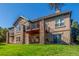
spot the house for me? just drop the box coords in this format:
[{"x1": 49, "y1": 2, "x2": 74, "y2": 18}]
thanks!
[{"x1": 6, "y1": 8, "x2": 72, "y2": 44}]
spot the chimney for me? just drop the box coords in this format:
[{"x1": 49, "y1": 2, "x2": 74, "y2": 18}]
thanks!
[
  {"x1": 55, "y1": 4, "x2": 61, "y2": 14},
  {"x1": 55, "y1": 7, "x2": 61, "y2": 14}
]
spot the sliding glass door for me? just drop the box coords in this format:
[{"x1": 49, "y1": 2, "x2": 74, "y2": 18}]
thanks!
[{"x1": 53, "y1": 34, "x2": 61, "y2": 44}]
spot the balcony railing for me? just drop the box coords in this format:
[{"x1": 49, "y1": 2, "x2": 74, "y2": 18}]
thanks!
[
  {"x1": 31, "y1": 23, "x2": 39, "y2": 29},
  {"x1": 25, "y1": 23, "x2": 40, "y2": 31}
]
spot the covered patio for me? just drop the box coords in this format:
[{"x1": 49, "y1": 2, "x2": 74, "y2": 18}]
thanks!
[{"x1": 26, "y1": 28, "x2": 40, "y2": 44}]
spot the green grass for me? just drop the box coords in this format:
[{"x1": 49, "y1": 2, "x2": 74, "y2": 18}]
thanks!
[{"x1": 0, "y1": 44, "x2": 79, "y2": 56}]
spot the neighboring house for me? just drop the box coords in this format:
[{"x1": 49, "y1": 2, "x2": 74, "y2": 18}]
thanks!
[{"x1": 6, "y1": 10, "x2": 72, "y2": 44}]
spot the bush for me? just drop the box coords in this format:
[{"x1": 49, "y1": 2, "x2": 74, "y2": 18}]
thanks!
[{"x1": 77, "y1": 35, "x2": 79, "y2": 41}]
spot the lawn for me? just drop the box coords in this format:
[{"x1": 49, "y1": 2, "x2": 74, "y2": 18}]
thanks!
[{"x1": 0, "y1": 44, "x2": 79, "y2": 56}]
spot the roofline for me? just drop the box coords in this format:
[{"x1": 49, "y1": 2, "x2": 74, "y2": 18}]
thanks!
[
  {"x1": 13, "y1": 16, "x2": 30, "y2": 26},
  {"x1": 31, "y1": 10, "x2": 72, "y2": 22},
  {"x1": 8, "y1": 27, "x2": 14, "y2": 30},
  {"x1": 12, "y1": 10, "x2": 72, "y2": 26},
  {"x1": 44, "y1": 11, "x2": 72, "y2": 19}
]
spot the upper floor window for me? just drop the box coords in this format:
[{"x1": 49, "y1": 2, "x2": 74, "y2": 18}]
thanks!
[
  {"x1": 16, "y1": 24, "x2": 21, "y2": 31},
  {"x1": 25, "y1": 23, "x2": 30, "y2": 30},
  {"x1": 25, "y1": 25, "x2": 30, "y2": 30},
  {"x1": 32, "y1": 23, "x2": 39, "y2": 29},
  {"x1": 32, "y1": 23, "x2": 37, "y2": 29},
  {"x1": 55, "y1": 16, "x2": 65, "y2": 28}
]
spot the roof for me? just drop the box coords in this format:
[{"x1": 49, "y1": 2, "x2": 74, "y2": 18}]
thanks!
[
  {"x1": 13, "y1": 16, "x2": 30, "y2": 26},
  {"x1": 31, "y1": 11, "x2": 72, "y2": 22},
  {"x1": 8, "y1": 27, "x2": 14, "y2": 30},
  {"x1": 13, "y1": 10, "x2": 71, "y2": 25}
]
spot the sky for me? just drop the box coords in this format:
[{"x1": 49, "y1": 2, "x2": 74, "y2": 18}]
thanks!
[{"x1": 0, "y1": 3, "x2": 79, "y2": 28}]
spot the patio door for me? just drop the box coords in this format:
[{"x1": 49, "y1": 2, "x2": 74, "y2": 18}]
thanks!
[{"x1": 53, "y1": 34, "x2": 61, "y2": 44}]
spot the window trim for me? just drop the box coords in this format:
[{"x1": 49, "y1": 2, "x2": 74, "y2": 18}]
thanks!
[
  {"x1": 55, "y1": 16, "x2": 65, "y2": 28},
  {"x1": 16, "y1": 36, "x2": 20, "y2": 42},
  {"x1": 16, "y1": 24, "x2": 21, "y2": 32}
]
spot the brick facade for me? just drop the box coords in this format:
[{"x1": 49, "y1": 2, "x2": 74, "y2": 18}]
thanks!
[
  {"x1": 40, "y1": 19, "x2": 45, "y2": 44},
  {"x1": 6, "y1": 11, "x2": 72, "y2": 44}
]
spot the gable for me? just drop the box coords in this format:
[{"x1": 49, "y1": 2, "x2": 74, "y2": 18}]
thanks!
[{"x1": 13, "y1": 16, "x2": 29, "y2": 26}]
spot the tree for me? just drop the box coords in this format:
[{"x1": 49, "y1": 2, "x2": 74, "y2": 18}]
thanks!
[
  {"x1": 72, "y1": 21, "x2": 79, "y2": 29},
  {"x1": 49, "y1": 3, "x2": 64, "y2": 13},
  {"x1": 49, "y1": 3, "x2": 64, "y2": 10},
  {"x1": 71, "y1": 21, "x2": 79, "y2": 42},
  {"x1": 0, "y1": 27, "x2": 8, "y2": 42}
]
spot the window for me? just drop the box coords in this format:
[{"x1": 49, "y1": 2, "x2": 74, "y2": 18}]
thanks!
[
  {"x1": 32, "y1": 23, "x2": 36, "y2": 29},
  {"x1": 16, "y1": 24, "x2": 21, "y2": 31},
  {"x1": 16, "y1": 37, "x2": 20, "y2": 41},
  {"x1": 9, "y1": 29, "x2": 14, "y2": 35},
  {"x1": 55, "y1": 16, "x2": 65, "y2": 28},
  {"x1": 32, "y1": 23, "x2": 37, "y2": 29},
  {"x1": 53, "y1": 34, "x2": 61, "y2": 44},
  {"x1": 25, "y1": 25, "x2": 30, "y2": 30}
]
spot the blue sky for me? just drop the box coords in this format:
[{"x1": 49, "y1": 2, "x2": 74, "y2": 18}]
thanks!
[{"x1": 0, "y1": 3, "x2": 79, "y2": 28}]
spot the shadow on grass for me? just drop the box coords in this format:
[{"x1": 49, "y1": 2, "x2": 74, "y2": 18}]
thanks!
[
  {"x1": 0, "y1": 43, "x2": 6, "y2": 46},
  {"x1": 0, "y1": 43, "x2": 6, "y2": 49}
]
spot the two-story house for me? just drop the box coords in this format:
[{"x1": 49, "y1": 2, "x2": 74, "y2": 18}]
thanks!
[{"x1": 6, "y1": 10, "x2": 72, "y2": 44}]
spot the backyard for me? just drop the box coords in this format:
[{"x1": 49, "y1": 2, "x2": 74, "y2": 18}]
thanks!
[{"x1": 0, "y1": 44, "x2": 79, "y2": 56}]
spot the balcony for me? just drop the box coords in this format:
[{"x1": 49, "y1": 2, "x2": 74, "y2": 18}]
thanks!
[
  {"x1": 9, "y1": 28, "x2": 14, "y2": 36},
  {"x1": 26, "y1": 22, "x2": 40, "y2": 33}
]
